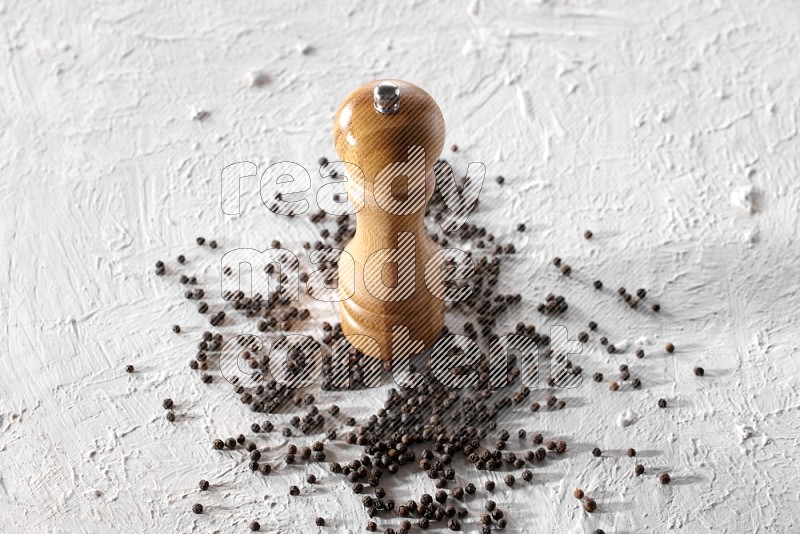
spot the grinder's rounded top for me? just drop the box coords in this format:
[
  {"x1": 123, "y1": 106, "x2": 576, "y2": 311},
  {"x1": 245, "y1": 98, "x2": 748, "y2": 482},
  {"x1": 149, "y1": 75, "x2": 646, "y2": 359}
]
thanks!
[{"x1": 333, "y1": 79, "x2": 446, "y2": 183}]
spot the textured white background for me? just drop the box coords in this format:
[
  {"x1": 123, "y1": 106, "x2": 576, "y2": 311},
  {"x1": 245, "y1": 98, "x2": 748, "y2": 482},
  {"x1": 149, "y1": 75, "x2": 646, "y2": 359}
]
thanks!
[{"x1": 1, "y1": 0, "x2": 800, "y2": 532}]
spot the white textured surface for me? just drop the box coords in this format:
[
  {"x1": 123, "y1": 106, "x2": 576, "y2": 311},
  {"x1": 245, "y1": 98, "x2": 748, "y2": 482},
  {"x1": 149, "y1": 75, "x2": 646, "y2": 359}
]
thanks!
[{"x1": 2, "y1": 0, "x2": 800, "y2": 533}]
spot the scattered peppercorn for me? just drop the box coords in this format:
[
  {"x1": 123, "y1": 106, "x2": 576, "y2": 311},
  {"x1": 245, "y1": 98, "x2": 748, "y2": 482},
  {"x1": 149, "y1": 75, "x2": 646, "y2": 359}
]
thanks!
[
  {"x1": 289, "y1": 485, "x2": 300, "y2": 496},
  {"x1": 162, "y1": 398, "x2": 174, "y2": 409},
  {"x1": 592, "y1": 447, "x2": 602, "y2": 457},
  {"x1": 658, "y1": 398, "x2": 667, "y2": 408},
  {"x1": 609, "y1": 381, "x2": 619, "y2": 391},
  {"x1": 694, "y1": 366, "x2": 705, "y2": 376},
  {"x1": 249, "y1": 521, "x2": 260, "y2": 531},
  {"x1": 484, "y1": 480, "x2": 495, "y2": 491},
  {"x1": 651, "y1": 303, "x2": 661, "y2": 312},
  {"x1": 627, "y1": 448, "x2": 636, "y2": 457},
  {"x1": 192, "y1": 503, "x2": 203, "y2": 514},
  {"x1": 199, "y1": 479, "x2": 209, "y2": 490},
  {"x1": 634, "y1": 464, "x2": 645, "y2": 476},
  {"x1": 165, "y1": 411, "x2": 175, "y2": 422},
  {"x1": 583, "y1": 230, "x2": 593, "y2": 240},
  {"x1": 125, "y1": 365, "x2": 134, "y2": 373},
  {"x1": 316, "y1": 517, "x2": 325, "y2": 526},
  {"x1": 665, "y1": 342, "x2": 675, "y2": 353},
  {"x1": 573, "y1": 488, "x2": 584, "y2": 499},
  {"x1": 583, "y1": 498, "x2": 597, "y2": 513},
  {"x1": 196, "y1": 237, "x2": 205, "y2": 245},
  {"x1": 658, "y1": 472, "x2": 671, "y2": 484}
]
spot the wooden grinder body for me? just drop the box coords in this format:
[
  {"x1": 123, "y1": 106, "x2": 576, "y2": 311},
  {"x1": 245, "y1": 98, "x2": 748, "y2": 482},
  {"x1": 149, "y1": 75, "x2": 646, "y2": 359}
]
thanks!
[{"x1": 333, "y1": 80, "x2": 446, "y2": 360}]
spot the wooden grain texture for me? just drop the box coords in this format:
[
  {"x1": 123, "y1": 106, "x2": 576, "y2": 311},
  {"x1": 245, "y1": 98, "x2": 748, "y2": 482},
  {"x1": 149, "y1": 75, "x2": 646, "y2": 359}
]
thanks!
[{"x1": 333, "y1": 80, "x2": 446, "y2": 360}]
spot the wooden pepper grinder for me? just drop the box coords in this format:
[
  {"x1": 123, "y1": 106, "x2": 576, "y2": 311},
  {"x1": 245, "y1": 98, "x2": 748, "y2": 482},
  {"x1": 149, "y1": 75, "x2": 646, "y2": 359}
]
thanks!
[{"x1": 333, "y1": 80, "x2": 446, "y2": 361}]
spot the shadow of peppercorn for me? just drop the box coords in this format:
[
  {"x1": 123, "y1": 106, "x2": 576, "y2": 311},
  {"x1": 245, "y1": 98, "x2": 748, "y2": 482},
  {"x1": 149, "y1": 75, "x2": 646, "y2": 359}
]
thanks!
[{"x1": 670, "y1": 473, "x2": 705, "y2": 486}]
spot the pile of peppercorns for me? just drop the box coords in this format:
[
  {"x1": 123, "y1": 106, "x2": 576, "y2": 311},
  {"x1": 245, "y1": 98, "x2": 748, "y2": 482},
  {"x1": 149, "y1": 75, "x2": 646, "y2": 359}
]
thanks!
[{"x1": 143, "y1": 158, "x2": 695, "y2": 532}]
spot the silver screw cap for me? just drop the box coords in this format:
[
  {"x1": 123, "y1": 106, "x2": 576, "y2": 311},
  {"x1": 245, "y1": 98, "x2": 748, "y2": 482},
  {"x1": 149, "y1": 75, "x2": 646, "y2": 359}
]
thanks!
[{"x1": 374, "y1": 81, "x2": 400, "y2": 114}]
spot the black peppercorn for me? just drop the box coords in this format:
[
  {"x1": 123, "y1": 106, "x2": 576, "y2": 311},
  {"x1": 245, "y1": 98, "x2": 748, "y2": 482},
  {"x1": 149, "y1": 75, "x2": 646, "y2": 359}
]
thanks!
[
  {"x1": 447, "y1": 518, "x2": 461, "y2": 531},
  {"x1": 162, "y1": 398, "x2": 174, "y2": 409},
  {"x1": 521, "y1": 469, "x2": 533, "y2": 481},
  {"x1": 652, "y1": 303, "x2": 661, "y2": 312},
  {"x1": 583, "y1": 498, "x2": 597, "y2": 512},
  {"x1": 315, "y1": 517, "x2": 325, "y2": 526},
  {"x1": 196, "y1": 237, "x2": 205, "y2": 245},
  {"x1": 172, "y1": 324, "x2": 180, "y2": 333},
  {"x1": 573, "y1": 488, "x2": 584, "y2": 499},
  {"x1": 484, "y1": 480, "x2": 495, "y2": 491},
  {"x1": 665, "y1": 342, "x2": 675, "y2": 353},
  {"x1": 504, "y1": 474, "x2": 515, "y2": 486},
  {"x1": 249, "y1": 521, "x2": 260, "y2": 531},
  {"x1": 289, "y1": 485, "x2": 300, "y2": 496},
  {"x1": 593, "y1": 372, "x2": 603, "y2": 382},
  {"x1": 659, "y1": 472, "x2": 671, "y2": 484},
  {"x1": 634, "y1": 464, "x2": 645, "y2": 476},
  {"x1": 694, "y1": 366, "x2": 705, "y2": 376},
  {"x1": 192, "y1": 503, "x2": 203, "y2": 514},
  {"x1": 125, "y1": 365, "x2": 134, "y2": 373},
  {"x1": 627, "y1": 448, "x2": 636, "y2": 457},
  {"x1": 165, "y1": 411, "x2": 175, "y2": 422},
  {"x1": 199, "y1": 479, "x2": 209, "y2": 491},
  {"x1": 592, "y1": 447, "x2": 601, "y2": 457},
  {"x1": 658, "y1": 398, "x2": 667, "y2": 408},
  {"x1": 636, "y1": 348, "x2": 645, "y2": 358},
  {"x1": 584, "y1": 230, "x2": 593, "y2": 239},
  {"x1": 593, "y1": 280, "x2": 603, "y2": 290}
]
